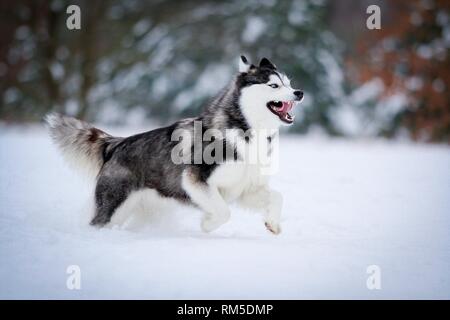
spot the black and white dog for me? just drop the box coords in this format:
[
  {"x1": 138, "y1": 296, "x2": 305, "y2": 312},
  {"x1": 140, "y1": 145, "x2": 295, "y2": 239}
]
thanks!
[{"x1": 46, "y1": 56, "x2": 303, "y2": 234}]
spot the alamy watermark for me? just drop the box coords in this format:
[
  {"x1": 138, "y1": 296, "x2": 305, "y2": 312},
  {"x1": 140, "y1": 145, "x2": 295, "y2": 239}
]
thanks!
[
  {"x1": 366, "y1": 5, "x2": 381, "y2": 30},
  {"x1": 66, "y1": 265, "x2": 81, "y2": 290},
  {"x1": 170, "y1": 121, "x2": 280, "y2": 175},
  {"x1": 366, "y1": 265, "x2": 381, "y2": 290},
  {"x1": 66, "y1": 5, "x2": 81, "y2": 30}
]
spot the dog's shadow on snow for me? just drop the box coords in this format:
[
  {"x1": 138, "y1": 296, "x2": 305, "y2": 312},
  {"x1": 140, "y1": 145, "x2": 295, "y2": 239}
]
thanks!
[
  {"x1": 99, "y1": 211, "x2": 279, "y2": 242},
  {"x1": 54, "y1": 200, "x2": 282, "y2": 242}
]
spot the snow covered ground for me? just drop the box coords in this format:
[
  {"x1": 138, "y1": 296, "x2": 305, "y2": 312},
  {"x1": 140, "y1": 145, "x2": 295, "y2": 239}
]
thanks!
[{"x1": 0, "y1": 125, "x2": 449, "y2": 299}]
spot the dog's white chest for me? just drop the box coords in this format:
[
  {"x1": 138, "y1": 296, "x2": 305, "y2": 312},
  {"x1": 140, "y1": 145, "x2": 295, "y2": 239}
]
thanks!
[
  {"x1": 206, "y1": 133, "x2": 275, "y2": 202},
  {"x1": 208, "y1": 161, "x2": 269, "y2": 202}
]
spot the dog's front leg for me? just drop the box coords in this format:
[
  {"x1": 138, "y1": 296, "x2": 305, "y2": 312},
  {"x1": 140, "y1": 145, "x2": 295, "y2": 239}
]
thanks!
[
  {"x1": 239, "y1": 186, "x2": 283, "y2": 234},
  {"x1": 182, "y1": 172, "x2": 230, "y2": 233},
  {"x1": 193, "y1": 186, "x2": 231, "y2": 233}
]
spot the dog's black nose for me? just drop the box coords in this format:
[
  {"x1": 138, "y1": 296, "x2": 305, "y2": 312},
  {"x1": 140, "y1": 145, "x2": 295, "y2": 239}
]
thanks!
[{"x1": 294, "y1": 90, "x2": 304, "y2": 99}]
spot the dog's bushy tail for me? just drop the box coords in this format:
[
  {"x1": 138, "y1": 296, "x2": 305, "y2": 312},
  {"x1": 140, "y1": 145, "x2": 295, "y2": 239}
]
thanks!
[{"x1": 45, "y1": 113, "x2": 121, "y2": 178}]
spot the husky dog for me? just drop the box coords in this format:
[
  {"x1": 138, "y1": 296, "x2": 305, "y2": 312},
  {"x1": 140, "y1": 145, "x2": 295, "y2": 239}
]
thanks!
[{"x1": 46, "y1": 56, "x2": 303, "y2": 234}]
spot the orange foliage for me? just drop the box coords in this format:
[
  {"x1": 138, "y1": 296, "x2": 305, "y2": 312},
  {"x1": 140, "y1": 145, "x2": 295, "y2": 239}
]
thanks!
[{"x1": 349, "y1": 0, "x2": 450, "y2": 142}]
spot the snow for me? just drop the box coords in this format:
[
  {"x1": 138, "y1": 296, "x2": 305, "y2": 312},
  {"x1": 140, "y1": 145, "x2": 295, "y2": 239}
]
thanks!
[
  {"x1": 174, "y1": 64, "x2": 232, "y2": 111},
  {"x1": 331, "y1": 78, "x2": 408, "y2": 138},
  {"x1": 242, "y1": 16, "x2": 267, "y2": 44},
  {"x1": 0, "y1": 126, "x2": 449, "y2": 299}
]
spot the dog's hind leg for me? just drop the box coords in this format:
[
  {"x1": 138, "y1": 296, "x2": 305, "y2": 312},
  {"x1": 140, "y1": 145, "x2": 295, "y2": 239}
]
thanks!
[
  {"x1": 182, "y1": 169, "x2": 230, "y2": 233},
  {"x1": 90, "y1": 175, "x2": 133, "y2": 227}
]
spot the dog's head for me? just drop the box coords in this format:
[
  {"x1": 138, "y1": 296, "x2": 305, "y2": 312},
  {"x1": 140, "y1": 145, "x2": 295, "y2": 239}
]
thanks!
[{"x1": 237, "y1": 56, "x2": 303, "y2": 128}]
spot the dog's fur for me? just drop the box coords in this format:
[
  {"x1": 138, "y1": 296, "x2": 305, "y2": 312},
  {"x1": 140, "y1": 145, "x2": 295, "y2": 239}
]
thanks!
[{"x1": 46, "y1": 56, "x2": 303, "y2": 234}]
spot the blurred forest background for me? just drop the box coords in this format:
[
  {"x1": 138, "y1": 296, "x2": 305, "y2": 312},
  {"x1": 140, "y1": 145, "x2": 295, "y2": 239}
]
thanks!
[{"x1": 0, "y1": 0, "x2": 449, "y2": 142}]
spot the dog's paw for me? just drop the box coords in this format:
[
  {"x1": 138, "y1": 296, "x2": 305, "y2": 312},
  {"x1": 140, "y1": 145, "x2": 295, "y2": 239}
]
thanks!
[
  {"x1": 201, "y1": 215, "x2": 229, "y2": 233},
  {"x1": 265, "y1": 221, "x2": 281, "y2": 235}
]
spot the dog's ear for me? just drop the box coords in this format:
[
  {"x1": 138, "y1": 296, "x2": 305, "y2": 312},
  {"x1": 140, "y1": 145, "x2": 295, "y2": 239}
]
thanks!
[
  {"x1": 259, "y1": 57, "x2": 276, "y2": 70},
  {"x1": 239, "y1": 55, "x2": 256, "y2": 73}
]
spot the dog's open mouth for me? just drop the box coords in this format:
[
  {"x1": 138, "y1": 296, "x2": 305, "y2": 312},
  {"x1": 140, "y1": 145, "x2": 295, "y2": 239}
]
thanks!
[{"x1": 266, "y1": 101, "x2": 296, "y2": 124}]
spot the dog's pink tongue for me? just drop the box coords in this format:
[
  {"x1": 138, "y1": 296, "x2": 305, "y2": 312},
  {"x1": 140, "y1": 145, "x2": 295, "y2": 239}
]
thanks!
[{"x1": 280, "y1": 101, "x2": 293, "y2": 115}]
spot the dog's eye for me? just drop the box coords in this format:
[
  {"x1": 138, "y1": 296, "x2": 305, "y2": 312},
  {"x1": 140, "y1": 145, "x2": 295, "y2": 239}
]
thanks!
[{"x1": 269, "y1": 84, "x2": 279, "y2": 89}]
